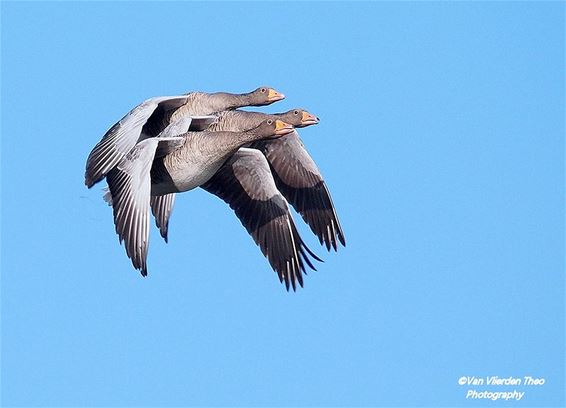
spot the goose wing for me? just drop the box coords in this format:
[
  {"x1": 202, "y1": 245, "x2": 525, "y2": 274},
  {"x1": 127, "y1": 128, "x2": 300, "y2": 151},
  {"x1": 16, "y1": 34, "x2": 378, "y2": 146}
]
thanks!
[
  {"x1": 188, "y1": 115, "x2": 218, "y2": 131},
  {"x1": 201, "y1": 148, "x2": 322, "y2": 291},
  {"x1": 106, "y1": 136, "x2": 183, "y2": 276},
  {"x1": 85, "y1": 95, "x2": 189, "y2": 188},
  {"x1": 150, "y1": 193, "x2": 176, "y2": 243},
  {"x1": 148, "y1": 116, "x2": 216, "y2": 243},
  {"x1": 252, "y1": 130, "x2": 346, "y2": 251}
]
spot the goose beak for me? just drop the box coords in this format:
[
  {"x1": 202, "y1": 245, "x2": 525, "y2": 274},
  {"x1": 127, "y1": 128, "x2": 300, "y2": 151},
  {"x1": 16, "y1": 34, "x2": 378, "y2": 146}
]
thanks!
[
  {"x1": 300, "y1": 111, "x2": 320, "y2": 127},
  {"x1": 275, "y1": 120, "x2": 294, "y2": 136},
  {"x1": 268, "y1": 88, "x2": 285, "y2": 102}
]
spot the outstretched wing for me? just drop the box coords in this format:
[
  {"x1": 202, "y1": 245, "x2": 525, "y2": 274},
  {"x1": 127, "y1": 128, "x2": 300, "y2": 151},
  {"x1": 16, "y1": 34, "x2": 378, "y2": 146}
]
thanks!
[
  {"x1": 106, "y1": 137, "x2": 183, "y2": 276},
  {"x1": 201, "y1": 148, "x2": 322, "y2": 291},
  {"x1": 85, "y1": 95, "x2": 189, "y2": 188},
  {"x1": 251, "y1": 130, "x2": 346, "y2": 251}
]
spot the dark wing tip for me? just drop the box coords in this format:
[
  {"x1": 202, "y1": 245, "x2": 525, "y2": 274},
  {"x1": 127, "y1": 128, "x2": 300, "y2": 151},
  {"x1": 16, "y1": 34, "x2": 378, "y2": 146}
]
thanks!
[
  {"x1": 85, "y1": 167, "x2": 107, "y2": 188},
  {"x1": 158, "y1": 224, "x2": 169, "y2": 243},
  {"x1": 331, "y1": 237, "x2": 338, "y2": 251},
  {"x1": 85, "y1": 175, "x2": 96, "y2": 189},
  {"x1": 302, "y1": 241, "x2": 324, "y2": 263},
  {"x1": 339, "y1": 232, "x2": 346, "y2": 247},
  {"x1": 150, "y1": 194, "x2": 175, "y2": 244}
]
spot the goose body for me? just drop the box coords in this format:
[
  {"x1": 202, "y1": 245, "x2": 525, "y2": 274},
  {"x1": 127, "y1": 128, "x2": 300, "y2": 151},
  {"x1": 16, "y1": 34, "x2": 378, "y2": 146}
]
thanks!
[
  {"x1": 104, "y1": 120, "x2": 294, "y2": 276},
  {"x1": 85, "y1": 87, "x2": 284, "y2": 188},
  {"x1": 151, "y1": 108, "x2": 346, "y2": 252},
  {"x1": 150, "y1": 130, "x2": 263, "y2": 195}
]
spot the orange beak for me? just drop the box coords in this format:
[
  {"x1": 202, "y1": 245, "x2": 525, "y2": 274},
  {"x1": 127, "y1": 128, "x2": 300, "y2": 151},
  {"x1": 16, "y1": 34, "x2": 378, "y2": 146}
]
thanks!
[
  {"x1": 274, "y1": 120, "x2": 294, "y2": 136},
  {"x1": 267, "y1": 88, "x2": 285, "y2": 103},
  {"x1": 300, "y1": 111, "x2": 320, "y2": 127}
]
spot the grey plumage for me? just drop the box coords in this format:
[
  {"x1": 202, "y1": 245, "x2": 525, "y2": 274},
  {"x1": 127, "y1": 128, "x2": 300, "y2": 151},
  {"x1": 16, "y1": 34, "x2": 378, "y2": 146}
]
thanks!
[
  {"x1": 85, "y1": 87, "x2": 283, "y2": 188},
  {"x1": 251, "y1": 131, "x2": 346, "y2": 250},
  {"x1": 85, "y1": 95, "x2": 189, "y2": 188},
  {"x1": 150, "y1": 194, "x2": 175, "y2": 243},
  {"x1": 201, "y1": 148, "x2": 322, "y2": 291},
  {"x1": 152, "y1": 109, "x2": 346, "y2": 251},
  {"x1": 106, "y1": 136, "x2": 184, "y2": 275},
  {"x1": 104, "y1": 120, "x2": 294, "y2": 277},
  {"x1": 86, "y1": 87, "x2": 343, "y2": 291}
]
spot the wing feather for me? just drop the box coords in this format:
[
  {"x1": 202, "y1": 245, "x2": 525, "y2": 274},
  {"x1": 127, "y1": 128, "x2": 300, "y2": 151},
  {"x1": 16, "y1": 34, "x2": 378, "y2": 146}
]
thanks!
[
  {"x1": 201, "y1": 148, "x2": 321, "y2": 290},
  {"x1": 150, "y1": 194, "x2": 176, "y2": 243},
  {"x1": 85, "y1": 95, "x2": 188, "y2": 187},
  {"x1": 105, "y1": 138, "x2": 168, "y2": 276},
  {"x1": 251, "y1": 130, "x2": 346, "y2": 250}
]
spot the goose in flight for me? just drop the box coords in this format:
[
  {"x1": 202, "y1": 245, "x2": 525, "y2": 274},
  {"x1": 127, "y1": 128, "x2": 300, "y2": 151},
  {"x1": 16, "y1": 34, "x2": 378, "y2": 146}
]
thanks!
[
  {"x1": 85, "y1": 87, "x2": 285, "y2": 187},
  {"x1": 151, "y1": 109, "x2": 346, "y2": 253},
  {"x1": 104, "y1": 119, "x2": 295, "y2": 277}
]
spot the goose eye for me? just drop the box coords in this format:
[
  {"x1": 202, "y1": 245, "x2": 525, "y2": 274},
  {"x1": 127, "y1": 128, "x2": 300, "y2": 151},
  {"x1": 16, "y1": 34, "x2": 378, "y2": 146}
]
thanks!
[
  {"x1": 267, "y1": 119, "x2": 273, "y2": 125},
  {"x1": 294, "y1": 110, "x2": 299, "y2": 115},
  {"x1": 260, "y1": 88, "x2": 266, "y2": 93}
]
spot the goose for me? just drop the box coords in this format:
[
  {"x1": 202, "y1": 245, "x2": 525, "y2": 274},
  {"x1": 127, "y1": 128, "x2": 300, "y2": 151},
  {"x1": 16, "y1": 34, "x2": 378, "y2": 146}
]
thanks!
[
  {"x1": 151, "y1": 109, "x2": 346, "y2": 252},
  {"x1": 104, "y1": 119, "x2": 295, "y2": 278},
  {"x1": 85, "y1": 87, "x2": 285, "y2": 187}
]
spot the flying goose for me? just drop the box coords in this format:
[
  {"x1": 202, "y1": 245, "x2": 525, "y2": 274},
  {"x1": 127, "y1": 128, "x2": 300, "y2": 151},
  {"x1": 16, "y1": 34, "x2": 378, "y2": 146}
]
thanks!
[
  {"x1": 104, "y1": 119, "x2": 295, "y2": 277},
  {"x1": 85, "y1": 87, "x2": 285, "y2": 187},
  {"x1": 151, "y1": 109, "x2": 346, "y2": 252}
]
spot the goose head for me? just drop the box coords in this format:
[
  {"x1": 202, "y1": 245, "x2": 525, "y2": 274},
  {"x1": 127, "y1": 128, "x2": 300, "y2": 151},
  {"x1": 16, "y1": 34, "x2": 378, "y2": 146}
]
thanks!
[
  {"x1": 277, "y1": 109, "x2": 320, "y2": 128},
  {"x1": 253, "y1": 119, "x2": 294, "y2": 138},
  {"x1": 247, "y1": 86, "x2": 285, "y2": 106}
]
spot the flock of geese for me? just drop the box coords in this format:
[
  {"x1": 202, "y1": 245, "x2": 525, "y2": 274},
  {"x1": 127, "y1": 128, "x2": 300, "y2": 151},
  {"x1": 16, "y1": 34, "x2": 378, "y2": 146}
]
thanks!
[{"x1": 85, "y1": 86, "x2": 345, "y2": 290}]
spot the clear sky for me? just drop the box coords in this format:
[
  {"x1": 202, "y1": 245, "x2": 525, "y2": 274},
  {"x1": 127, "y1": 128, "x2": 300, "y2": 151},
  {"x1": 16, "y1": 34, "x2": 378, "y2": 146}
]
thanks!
[{"x1": 1, "y1": 2, "x2": 564, "y2": 407}]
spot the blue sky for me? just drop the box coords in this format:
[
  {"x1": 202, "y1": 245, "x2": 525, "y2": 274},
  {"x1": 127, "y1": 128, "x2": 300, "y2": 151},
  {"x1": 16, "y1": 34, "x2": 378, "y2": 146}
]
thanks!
[{"x1": 1, "y1": 2, "x2": 564, "y2": 407}]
